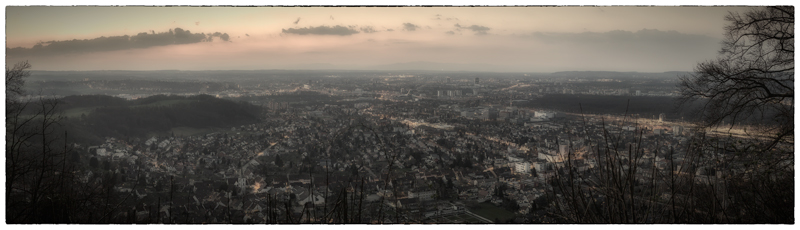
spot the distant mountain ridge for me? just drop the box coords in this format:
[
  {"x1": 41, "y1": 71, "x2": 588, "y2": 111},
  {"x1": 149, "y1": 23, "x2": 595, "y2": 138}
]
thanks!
[{"x1": 28, "y1": 64, "x2": 692, "y2": 74}]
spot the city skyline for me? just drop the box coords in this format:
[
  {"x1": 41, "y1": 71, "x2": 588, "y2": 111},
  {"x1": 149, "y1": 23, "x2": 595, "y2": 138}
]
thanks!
[{"x1": 7, "y1": 5, "x2": 753, "y2": 72}]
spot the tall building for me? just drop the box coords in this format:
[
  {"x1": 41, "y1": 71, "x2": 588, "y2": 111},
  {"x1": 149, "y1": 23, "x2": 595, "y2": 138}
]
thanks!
[
  {"x1": 446, "y1": 77, "x2": 451, "y2": 83},
  {"x1": 673, "y1": 125, "x2": 683, "y2": 136},
  {"x1": 659, "y1": 113, "x2": 666, "y2": 122},
  {"x1": 475, "y1": 77, "x2": 480, "y2": 85}
]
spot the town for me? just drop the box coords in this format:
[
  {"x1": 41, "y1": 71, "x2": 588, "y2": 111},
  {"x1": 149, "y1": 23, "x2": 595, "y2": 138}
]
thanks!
[{"x1": 53, "y1": 70, "x2": 740, "y2": 223}]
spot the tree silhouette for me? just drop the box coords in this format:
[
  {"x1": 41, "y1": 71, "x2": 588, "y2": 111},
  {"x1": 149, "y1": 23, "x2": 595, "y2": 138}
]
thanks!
[
  {"x1": 678, "y1": 6, "x2": 794, "y2": 148},
  {"x1": 275, "y1": 154, "x2": 284, "y2": 167},
  {"x1": 547, "y1": 7, "x2": 794, "y2": 223},
  {"x1": 90, "y1": 157, "x2": 99, "y2": 169}
]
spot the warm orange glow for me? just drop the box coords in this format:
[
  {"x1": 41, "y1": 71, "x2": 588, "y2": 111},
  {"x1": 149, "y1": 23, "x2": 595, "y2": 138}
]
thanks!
[{"x1": 6, "y1": 6, "x2": 754, "y2": 72}]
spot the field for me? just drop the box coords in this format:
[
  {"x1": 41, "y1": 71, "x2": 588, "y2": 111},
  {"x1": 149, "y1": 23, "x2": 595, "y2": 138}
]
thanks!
[
  {"x1": 426, "y1": 212, "x2": 491, "y2": 223},
  {"x1": 131, "y1": 99, "x2": 191, "y2": 108},
  {"x1": 62, "y1": 106, "x2": 99, "y2": 118},
  {"x1": 468, "y1": 202, "x2": 516, "y2": 223},
  {"x1": 171, "y1": 126, "x2": 216, "y2": 136}
]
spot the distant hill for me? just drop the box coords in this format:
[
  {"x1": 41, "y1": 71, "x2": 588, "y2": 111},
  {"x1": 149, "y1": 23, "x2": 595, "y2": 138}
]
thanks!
[
  {"x1": 550, "y1": 71, "x2": 691, "y2": 79},
  {"x1": 368, "y1": 61, "x2": 519, "y2": 72}
]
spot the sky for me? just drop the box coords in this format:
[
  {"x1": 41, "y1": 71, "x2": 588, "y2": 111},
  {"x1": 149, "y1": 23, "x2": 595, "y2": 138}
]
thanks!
[{"x1": 5, "y1": 5, "x2": 761, "y2": 72}]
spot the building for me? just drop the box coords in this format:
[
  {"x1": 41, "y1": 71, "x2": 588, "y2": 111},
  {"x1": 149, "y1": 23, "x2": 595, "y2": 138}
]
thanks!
[
  {"x1": 515, "y1": 162, "x2": 531, "y2": 174},
  {"x1": 534, "y1": 111, "x2": 555, "y2": 119},
  {"x1": 672, "y1": 125, "x2": 683, "y2": 136},
  {"x1": 408, "y1": 189, "x2": 435, "y2": 201},
  {"x1": 659, "y1": 113, "x2": 666, "y2": 122},
  {"x1": 559, "y1": 144, "x2": 569, "y2": 156},
  {"x1": 475, "y1": 77, "x2": 480, "y2": 85}
]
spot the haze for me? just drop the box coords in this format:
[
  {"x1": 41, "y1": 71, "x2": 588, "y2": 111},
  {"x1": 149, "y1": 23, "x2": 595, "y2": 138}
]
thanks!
[{"x1": 6, "y1": 6, "x2": 753, "y2": 72}]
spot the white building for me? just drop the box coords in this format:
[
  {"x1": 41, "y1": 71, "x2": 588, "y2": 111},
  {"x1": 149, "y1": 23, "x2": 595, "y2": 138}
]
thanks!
[
  {"x1": 534, "y1": 111, "x2": 555, "y2": 119},
  {"x1": 515, "y1": 162, "x2": 531, "y2": 174}
]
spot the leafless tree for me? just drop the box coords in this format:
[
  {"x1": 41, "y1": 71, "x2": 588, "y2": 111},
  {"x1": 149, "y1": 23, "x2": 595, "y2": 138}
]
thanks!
[
  {"x1": 6, "y1": 61, "x2": 125, "y2": 223},
  {"x1": 6, "y1": 61, "x2": 72, "y2": 222},
  {"x1": 547, "y1": 7, "x2": 794, "y2": 224},
  {"x1": 678, "y1": 6, "x2": 793, "y2": 148},
  {"x1": 6, "y1": 61, "x2": 30, "y2": 106}
]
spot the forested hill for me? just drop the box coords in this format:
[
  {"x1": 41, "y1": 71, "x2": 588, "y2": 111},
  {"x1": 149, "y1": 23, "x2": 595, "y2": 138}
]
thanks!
[{"x1": 60, "y1": 94, "x2": 261, "y2": 145}]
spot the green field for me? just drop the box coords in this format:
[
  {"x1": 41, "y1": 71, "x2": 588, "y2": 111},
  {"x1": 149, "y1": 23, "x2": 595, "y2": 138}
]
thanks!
[
  {"x1": 468, "y1": 202, "x2": 516, "y2": 223},
  {"x1": 169, "y1": 126, "x2": 259, "y2": 137},
  {"x1": 427, "y1": 212, "x2": 488, "y2": 223},
  {"x1": 63, "y1": 106, "x2": 99, "y2": 118},
  {"x1": 171, "y1": 126, "x2": 216, "y2": 136},
  {"x1": 131, "y1": 99, "x2": 191, "y2": 108}
]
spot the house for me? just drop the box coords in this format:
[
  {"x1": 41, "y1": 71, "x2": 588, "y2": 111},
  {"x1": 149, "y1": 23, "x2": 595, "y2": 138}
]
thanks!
[{"x1": 408, "y1": 189, "x2": 435, "y2": 201}]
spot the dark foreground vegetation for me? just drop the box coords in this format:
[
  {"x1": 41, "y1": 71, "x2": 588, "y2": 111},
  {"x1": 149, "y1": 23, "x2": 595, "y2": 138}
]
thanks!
[{"x1": 543, "y1": 6, "x2": 794, "y2": 224}]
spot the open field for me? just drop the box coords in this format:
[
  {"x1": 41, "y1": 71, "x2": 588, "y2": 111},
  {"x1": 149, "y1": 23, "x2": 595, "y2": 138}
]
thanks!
[
  {"x1": 171, "y1": 126, "x2": 216, "y2": 136},
  {"x1": 468, "y1": 202, "x2": 516, "y2": 222},
  {"x1": 426, "y1": 212, "x2": 489, "y2": 223},
  {"x1": 131, "y1": 99, "x2": 192, "y2": 108},
  {"x1": 62, "y1": 106, "x2": 99, "y2": 118}
]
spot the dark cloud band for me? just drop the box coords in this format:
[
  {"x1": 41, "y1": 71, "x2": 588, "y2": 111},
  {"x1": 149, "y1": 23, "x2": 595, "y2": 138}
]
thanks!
[
  {"x1": 7, "y1": 28, "x2": 227, "y2": 57},
  {"x1": 403, "y1": 23, "x2": 420, "y2": 31},
  {"x1": 455, "y1": 23, "x2": 491, "y2": 35}
]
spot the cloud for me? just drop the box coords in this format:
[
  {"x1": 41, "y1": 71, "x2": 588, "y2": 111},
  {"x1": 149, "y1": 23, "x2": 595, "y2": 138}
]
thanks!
[
  {"x1": 445, "y1": 31, "x2": 455, "y2": 35},
  {"x1": 281, "y1": 25, "x2": 359, "y2": 36},
  {"x1": 209, "y1": 32, "x2": 230, "y2": 41},
  {"x1": 195, "y1": 21, "x2": 200, "y2": 26},
  {"x1": 6, "y1": 27, "x2": 216, "y2": 57},
  {"x1": 455, "y1": 24, "x2": 491, "y2": 35},
  {"x1": 386, "y1": 29, "x2": 394, "y2": 32},
  {"x1": 360, "y1": 26, "x2": 377, "y2": 33},
  {"x1": 403, "y1": 23, "x2": 420, "y2": 31},
  {"x1": 293, "y1": 17, "x2": 301, "y2": 24}
]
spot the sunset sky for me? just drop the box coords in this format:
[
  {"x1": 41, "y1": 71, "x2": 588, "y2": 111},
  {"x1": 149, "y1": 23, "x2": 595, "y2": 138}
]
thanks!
[{"x1": 4, "y1": 4, "x2": 767, "y2": 72}]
